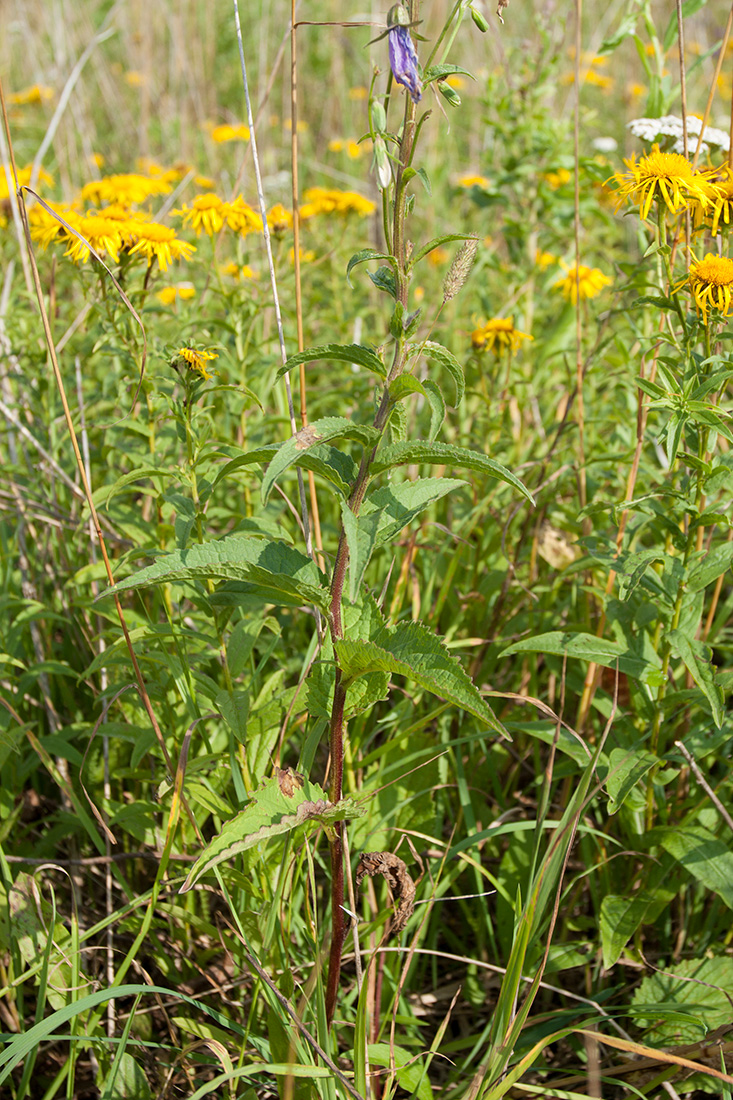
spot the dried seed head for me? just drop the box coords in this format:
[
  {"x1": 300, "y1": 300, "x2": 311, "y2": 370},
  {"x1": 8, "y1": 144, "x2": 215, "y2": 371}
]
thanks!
[{"x1": 443, "y1": 238, "x2": 478, "y2": 303}]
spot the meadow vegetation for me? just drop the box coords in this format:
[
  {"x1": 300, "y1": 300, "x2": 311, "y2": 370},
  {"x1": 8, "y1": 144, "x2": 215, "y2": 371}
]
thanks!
[{"x1": 2, "y1": 0, "x2": 733, "y2": 1096}]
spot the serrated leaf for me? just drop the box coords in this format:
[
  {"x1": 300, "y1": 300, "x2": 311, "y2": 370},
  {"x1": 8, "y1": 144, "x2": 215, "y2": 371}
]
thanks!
[
  {"x1": 666, "y1": 629, "x2": 724, "y2": 727},
  {"x1": 346, "y1": 248, "x2": 393, "y2": 287},
  {"x1": 366, "y1": 477, "x2": 465, "y2": 547},
  {"x1": 371, "y1": 440, "x2": 534, "y2": 503},
  {"x1": 276, "y1": 343, "x2": 386, "y2": 381},
  {"x1": 409, "y1": 341, "x2": 465, "y2": 406},
  {"x1": 181, "y1": 771, "x2": 367, "y2": 892},
  {"x1": 336, "y1": 620, "x2": 505, "y2": 733},
  {"x1": 261, "y1": 417, "x2": 380, "y2": 504},
  {"x1": 101, "y1": 535, "x2": 330, "y2": 613},
  {"x1": 389, "y1": 374, "x2": 427, "y2": 401},
  {"x1": 500, "y1": 631, "x2": 661, "y2": 683}
]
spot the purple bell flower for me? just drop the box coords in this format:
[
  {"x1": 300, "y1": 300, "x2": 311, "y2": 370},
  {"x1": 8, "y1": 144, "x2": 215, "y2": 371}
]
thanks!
[{"x1": 387, "y1": 4, "x2": 422, "y2": 103}]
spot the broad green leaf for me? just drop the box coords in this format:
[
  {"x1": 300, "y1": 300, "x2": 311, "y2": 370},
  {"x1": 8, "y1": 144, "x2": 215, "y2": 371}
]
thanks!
[
  {"x1": 181, "y1": 770, "x2": 367, "y2": 892},
  {"x1": 369, "y1": 265, "x2": 397, "y2": 297},
  {"x1": 368, "y1": 1044, "x2": 432, "y2": 1100},
  {"x1": 658, "y1": 824, "x2": 733, "y2": 909},
  {"x1": 336, "y1": 619, "x2": 505, "y2": 734},
  {"x1": 408, "y1": 341, "x2": 465, "y2": 406},
  {"x1": 371, "y1": 441, "x2": 534, "y2": 503},
  {"x1": 341, "y1": 500, "x2": 383, "y2": 602},
  {"x1": 686, "y1": 540, "x2": 733, "y2": 593},
  {"x1": 95, "y1": 464, "x2": 178, "y2": 508},
  {"x1": 101, "y1": 534, "x2": 330, "y2": 614},
  {"x1": 346, "y1": 248, "x2": 393, "y2": 287},
  {"x1": 423, "y1": 63, "x2": 474, "y2": 84},
  {"x1": 600, "y1": 883, "x2": 675, "y2": 969},
  {"x1": 261, "y1": 417, "x2": 380, "y2": 504},
  {"x1": 365, "y1": 477, "x2": 466, "y2": 546},
  {"x1": 389, "y1": 374, "x2": 427, "y2": 401},
  {"x1": 500, "y1": 631, "x2": 661, "y2": 683},
  {"x1": 666, "y1": 629, "x2": 724, "y2": 727},
  {"x1": 663, "y1": 0, "x2": 707, "y2": 53},
  {"x1": 605, "y1": 747, "x2": 658, "y2": 813},
  {"x1": 276, "y1": 343, "x2": 386, "y2": 381},
  {"x1": 633, "y1": 956, "x2": 733, "y2": 1043}
]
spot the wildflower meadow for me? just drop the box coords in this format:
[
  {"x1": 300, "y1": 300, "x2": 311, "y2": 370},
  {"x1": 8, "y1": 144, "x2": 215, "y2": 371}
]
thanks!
[{"x1": 3, "y1": 0, "x2": 733, "y2": 1096}]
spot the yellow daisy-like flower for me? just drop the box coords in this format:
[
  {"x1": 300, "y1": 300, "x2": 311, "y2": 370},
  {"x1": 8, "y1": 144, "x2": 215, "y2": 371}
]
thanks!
[
  {"x1": 225, "y1": 196, "x2": 263, "y2": 235},
  {"x1": 536, "y1": 249, "x2": 557, "y2": 269},
  {"x1": 471, "y1": 318, "x2": 533, "y2": 354},
  {"x1": 0, "y1": 165, "x2": 54, "y2": 202},
  {"x1": 691, "y1": 168, "x2": 733, "y2": 236},
  {"x1": 156, "y1": 286, "x2": 178, "y2": 306},
  {"x1": 175, "y1": 347, "x2": 218, "y2": 380},
  {"x1": 222, "y1": 262, "x2": 258, "y2": 280},
  {"x1": 126, "y1": 221, "x2": 196, "y2": 271},
  {"x1": 9, "y1": 84, "x2": 54, "y2": 106},
  {"x1": 267, "y1": 203, "x2": 293, "y2": 234},
  {"x1": 82, "y1": 173, "x2": 172, "y2": 207},
  {"x1": 627, "y1": 82, "x2": 647, "y2": 99},
  {"x1": 299, "y1": 187, "x2": 375, "y2": 219},
  {"x1": 612, "y1": 144, "x2": 714, "y2": 221},
  {"x1": 211, "y1": 123, "x2": 250, "y2": 143},
  {"x1": 289, "y1": 247, "x2": 316, "y2": 264},
  {"x1": 173, "y1": 193, "x2": 227, "y2": 236},
  {"x1": 683, "y1": 254, "x2": 733, "y2": 322},
  {"x1": 543, "y1": 168, "x2": 571, "y2": 190},
  {"x1": 64, "y1": 214, "x2": 127, "y2": 264},
  {"x1": 28, "y1": 202, "x2": 80, "y2": 249},
  {"x1": 555, "y1": 263, "x2": 612, "y2": 303},
  {"x1": 458, "y1": 174, "x2": 490, "y2": 188},
  {"x1": 124, "y1": 70, "x2": 144, "y2": 87}
]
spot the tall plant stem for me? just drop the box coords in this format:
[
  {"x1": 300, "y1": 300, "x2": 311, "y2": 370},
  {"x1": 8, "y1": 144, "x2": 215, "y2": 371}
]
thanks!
[{"x1": 324, "y1": 34, "x2": 420, "y2": 1021}]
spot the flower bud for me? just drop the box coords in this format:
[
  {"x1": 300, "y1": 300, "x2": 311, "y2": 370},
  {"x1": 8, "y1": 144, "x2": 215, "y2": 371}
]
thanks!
[
  {"x1": 470, "y1": 5, "x2": 490, "y2": 31},
  {"x1": 373, "y1": 136, "x2": 393, "y2": 190},
  {"x1": 371, "y1": 100, "x2": 387, "y2": 133},
  {"x1": 438, "y1": 82, "x2": 461, "y2": 107}
]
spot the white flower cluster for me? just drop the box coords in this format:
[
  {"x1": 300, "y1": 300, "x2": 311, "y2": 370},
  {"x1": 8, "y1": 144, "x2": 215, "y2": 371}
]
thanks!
[{"x1": 627, "y1": 114, "x2": 730, "y2": 154}]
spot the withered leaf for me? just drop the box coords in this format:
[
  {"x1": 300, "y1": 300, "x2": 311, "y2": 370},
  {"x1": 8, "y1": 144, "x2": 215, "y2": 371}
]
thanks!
[{"x1": 357, "y1": 850, "x2": 416, "y2": 933}]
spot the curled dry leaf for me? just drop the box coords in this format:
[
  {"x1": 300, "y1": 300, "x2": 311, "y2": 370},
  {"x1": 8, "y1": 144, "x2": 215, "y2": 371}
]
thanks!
[
  {"x1": 356, "y1": 850, "x2": 416, "y2": 933},
  {"x1": 496, "y1": 0, "x2": 509, "y2": 22}
]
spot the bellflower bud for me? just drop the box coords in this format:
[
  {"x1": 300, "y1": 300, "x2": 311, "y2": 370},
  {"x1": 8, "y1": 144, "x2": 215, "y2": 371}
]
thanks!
[{"x1": 387, "y1": 4, "x2": 422, "y2": 104}]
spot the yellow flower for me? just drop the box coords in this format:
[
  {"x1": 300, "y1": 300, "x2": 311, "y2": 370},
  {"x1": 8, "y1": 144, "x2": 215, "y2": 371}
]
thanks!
[
  {"x1": 555, "y1": 263, "x2": 612, "y2": 303},
  {"x1": 28, "y1": 202, "x2": 79, "y2": 249},
  {"x1": 9, "y1": 85, "x2": 54, "y2": 106},
  {"x1": 612, "y1": 145, "x2": 716, "y2": 221},
  {"x1": 267, "y1": 202, "x2": 293, "y2": 234},
  {"x1": 683, "y1": 254, "x2": 733, "y2": 322},
  {"x1": 536, "y1": 250, "x2": 557, "y2": 269},
  {"x1": 428, "y1": 247, "x2": 449, "y2": 266},
  {"x1": 81, "y1": 173, "x2": 172, "y2": 207},
  {"x1": 543, "y1": 168, "x2": 571, "y2": 189},
  {"x1": 124, "y1": 70, "x2": 144, "y2": 87},
  {"x1": 126, "y1": 222, "x2": 196, "y2": 270},
  {"x1": 225, "y1": 196, "x2": 263, "y2": 235},
  {"x1": 458, "y1": 174, "x2": 490, "y2": 188},
  {"x1": 222, "y1": 262, "x2": 258, "y2": 280},
  {"x1": 627, "y1": 82, "x2": 647, "y2": 99},
  {"x1": 90, "y1": 152, "x2": 105, "y2": 170},
  {"x1": 692, "y1": 168, "x2": 733, "y2": 235},
  {"x1": 348, "y1": 86, "x2": 368, "y2": 100},
  {"x1": 64, "y1": 214, "x2": 127, "y2": 264},
  {"x1": 173, "y1": 193, "x2": 227, "y2": 235},
  {"x1": 584, "y1": 70, "x2": 613, "y2": 90},
  {"x1": 156, "y1": 287, "x2": 178, "y2": 305},
  {"x1": 194, "y1": 175, "x2": 216, "y2": 190},
  {"x1": 299, "y1": 187, "x2": 375, "y2": 218},
  {"x1": 211, "y1": 123, "x2": 250, "y2": 143},
  {"x1": 472, "y1": 318, "x2": 533, "y2": 354},
  {"x1": 0, "y1": 165, "x2": 54, "y2": 202},
  {"x1": 283, "y1": 119, "x2": 308, "y2": 133},
  {"x1": 289, "y1": 247, "x2": 316, "y2": 264},
  {"x1": 446, "y1": 75, "x2": 465, "y2": 89},
  {"x1": 175, "y1": 347, "x2": 218, "y2": 380}
]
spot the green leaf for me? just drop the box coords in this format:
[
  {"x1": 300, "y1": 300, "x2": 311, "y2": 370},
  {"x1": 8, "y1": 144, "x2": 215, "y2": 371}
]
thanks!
[
  {"x1": 366, "y1": 477, "x2": 465, "y2": 546},
  {"x1": 423, "y1": 63, "x2": 474, "y2": 84},
  {"x1": 368, "y1": 1044, "x2": 432, "y2": 1100},
  {"x1": 687, "y1": 540, "x2": 733, "y2": 592},
  {"x1": 368, "y1": 266, "x2": 397, "y2": 298},
  {"x1": 371, "y1": 440, "x2": 534, "y2": 503},
  {"x1": 663, "y1": 0, "x2": 707, "y2": 53},
  {"x1": 276, "y1": 343, "x2": 386, "y2": 381},
  {"x1": 666, "y1": 629, "x2": 724, "y2": 727},
  {"x1": 409, "y1": 341, "x2": 465, "y2": 406},
  {"x1": 346, "y1": 248, "x2": 393, "y2": 287},
  {"x1": 412, "y1": 234, "x2": 476, "y2": 266},
  {"x1": 500, "y1": 631, "x2": 661, "y2": 683},
  {"x1": 337, "y1": 620, "x2": 506, "y2": 734},
  {"x1": 101, "y1": 534, "x2": 330, "y2": 614},
  {"x1": 633, "y1": 955, "x2": 733, "y2": 1044},
  {"x1": 600, "y1": 884, "x2": 675, "y2": 969},
  {"x1": 605, "y1": 747, "x2": 657, "y2": 813},
  {"x1": 389, "y1": 374, "x2": 427, "y2": 401},
  {"x1": 181, "y1": 771, "x2": 368, "y2": 892},
  {"x1": 341, "y1": 502, "x2": 383, "y2": 602},
  {"x1": 261, "y1": 417, "x2": 380, "y2": 504},
  {"x1": 422, "y1": 378, "x2": 445, "y2": 441},
  {"x1": 658, "y1": 824, "x2": 733, "y2": 909}
]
